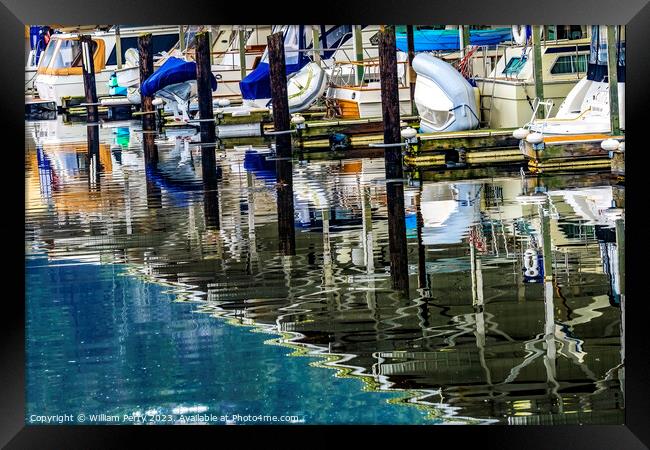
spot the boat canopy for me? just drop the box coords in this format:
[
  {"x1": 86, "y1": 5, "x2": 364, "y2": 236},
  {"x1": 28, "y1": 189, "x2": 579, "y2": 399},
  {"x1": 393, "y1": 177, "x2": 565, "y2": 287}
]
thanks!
[
  {"x1": 140, "y1": 56, "x2": 216, "y2": 97},
  {"x1": 240, "y1": 25, "x2": 309, "y2": 101},
  {"x1": 587, "y1": 25, "x2": 625, "y2": 83},
  {"x1": 36, "y1": 36, "x2": 106, "y2": 76},
  {"x1": 395, "y1": 27, "x2": 513, "y2": 52}
]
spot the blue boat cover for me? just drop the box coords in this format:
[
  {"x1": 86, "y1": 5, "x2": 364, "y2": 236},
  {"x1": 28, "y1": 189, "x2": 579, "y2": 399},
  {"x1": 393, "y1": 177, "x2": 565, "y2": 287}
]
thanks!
[
  {"x1": 141, "y1": 57, "x2": 217, "y2": 97},
  {"x1": 396, "y1": 28, "x2": 512, "y2": 51}
]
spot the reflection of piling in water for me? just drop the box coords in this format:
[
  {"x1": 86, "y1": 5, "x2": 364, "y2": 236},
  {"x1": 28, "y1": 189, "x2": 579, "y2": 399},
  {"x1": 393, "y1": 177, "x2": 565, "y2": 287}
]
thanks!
[
  {"x1": 378, "y1": 26, "x2": 409, "y2": 292},
  {"x1": 81, "y1": 34, "x2": 100, "y2": 188},
  {"x1": 195, "y1": 32, "x2": 216, "y2": 144},
  {"x1": 142, "y1": 132, "x2": 162, "y2": 209},
  {"x1": 138, "y1": 33, "x2": 155, "y2": 133},
  {"x1": 201, "y1": 144, "x2": 220, "y2": 230},
  {"x1": 86, "y1": 124, "x2": 100, "y2": 189},
  {"x1": 415, "y1": 188, "x2": 429, "y2": 292},
  {"x1": 276, "y1": 159, "x2": 295, "y2": 256}
]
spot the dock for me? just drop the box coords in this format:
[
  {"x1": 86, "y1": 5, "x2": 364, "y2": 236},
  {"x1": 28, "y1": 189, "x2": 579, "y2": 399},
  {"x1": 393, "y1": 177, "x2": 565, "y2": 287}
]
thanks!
[{"x1": 520, "y1": 133, "x2": 623, "y2": 172}]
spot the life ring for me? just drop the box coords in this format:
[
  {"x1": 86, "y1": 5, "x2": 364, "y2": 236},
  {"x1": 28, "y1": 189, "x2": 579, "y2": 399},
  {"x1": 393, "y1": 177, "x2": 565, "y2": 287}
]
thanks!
[
  {"x1": 512, "y1": 25, "x2": 530, "y2": 45},
  {"x1": 512, "y1": 26, "x2": 544, "y2": 45}
]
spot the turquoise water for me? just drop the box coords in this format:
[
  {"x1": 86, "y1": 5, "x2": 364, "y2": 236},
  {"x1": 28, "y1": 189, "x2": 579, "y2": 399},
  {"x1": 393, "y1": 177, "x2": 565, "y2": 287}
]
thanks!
[{"x1": 26, "y1": 254, "x2": 437, "y2": 425}]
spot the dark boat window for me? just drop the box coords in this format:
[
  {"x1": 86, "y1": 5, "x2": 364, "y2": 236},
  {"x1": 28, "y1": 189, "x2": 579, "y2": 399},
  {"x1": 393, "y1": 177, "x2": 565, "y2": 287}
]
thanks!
[
  {"x1": 551, "y1": 54, "x2": 588, "y2": 74},
  {"x1": 106, "y1": 33, "x2": 179, "y2": 66},
  {"x1": 502, "y1": 56, "x2": 527, "y2": 77}
]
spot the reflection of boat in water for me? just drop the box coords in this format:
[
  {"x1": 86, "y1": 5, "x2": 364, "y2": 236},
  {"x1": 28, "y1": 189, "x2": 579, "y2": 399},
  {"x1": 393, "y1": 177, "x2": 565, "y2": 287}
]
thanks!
[{"x1": 416, "y1": 182, "x2": 481, "y2": 246}]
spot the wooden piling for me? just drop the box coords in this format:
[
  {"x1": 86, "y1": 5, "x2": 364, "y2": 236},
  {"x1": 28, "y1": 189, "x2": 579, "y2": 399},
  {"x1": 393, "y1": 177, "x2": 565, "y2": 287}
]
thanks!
[
  {"x1": 311, "y1": 25, "x2": 321, "y2": 64},
  {"x1": 459, "y1": 25, "x2": 470, "y2": 58},
  {"x1": 406, "y1": 25, "x2": 417, "y2": 116},
  {"x1": 267, "y1": 31, "x2": 292, "y2": 157},
  {"x1": 353, "y1": 25, "x2": 364, "y2": 84},
  {"x1": 378, "y1": 25, "x2": 409, "y2": 292},
  {"x1": 606, "y1": 25, "x2": 621, "y2": 135},
  {"x1": 179, "y1": 26, "x2": 186, "y2": 53},
  {"x1": 532, "y1": 25, "x2": 545, "y2": 118},
  {"x1": 79, "y1": 35, "x2": 98, "y2": 124},
  {"x1": 195, "y1": 32, "x2": 216, "y2": 144},
  {"x1": 138, "y1": 33, "x2": 155, "y2": 132},
  {"x1": 115, "y1": 26, "x2": 123, "y2": 69},
  {"x1": 238, "y1": 27, "x2": 247, "y2": 81}
]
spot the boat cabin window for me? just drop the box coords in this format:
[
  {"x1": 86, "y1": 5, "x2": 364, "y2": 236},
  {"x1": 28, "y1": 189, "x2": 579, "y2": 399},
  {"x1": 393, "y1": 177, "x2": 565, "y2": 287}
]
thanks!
[
  {"x1": 50, "y1": 39, "x2": 97, "y2": 69},
  {"x1": 37, "y1": 38, "x2": 59, "y2": 70},
  {"x1": 106, "y1": 33, "x2": 179, "y2": 66},
  {"x1": 502, "y1": 56, "x2": 527, "y2": 77},
  {"x1": 550, "y1": 54, "x2": 587, "y2": 74}
]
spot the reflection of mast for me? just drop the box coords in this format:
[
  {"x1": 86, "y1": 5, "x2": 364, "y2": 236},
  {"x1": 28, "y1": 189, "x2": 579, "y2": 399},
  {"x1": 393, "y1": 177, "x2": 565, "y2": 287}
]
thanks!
[
  {"x1": 543, "y1": 280, "x2": 563, "y2": 413},
  {"x1": 415, "y1": 186, "x2": 429, "y2": 293},
  {"x1": 615, "y1": 218, "x2": 625, "y2": 399},
  {"x1": 246, "y1": 171, "x2": 259, "y2": 270},
  {"x1": 470, "y1": 234, "x2": 491, "y2": 386}
]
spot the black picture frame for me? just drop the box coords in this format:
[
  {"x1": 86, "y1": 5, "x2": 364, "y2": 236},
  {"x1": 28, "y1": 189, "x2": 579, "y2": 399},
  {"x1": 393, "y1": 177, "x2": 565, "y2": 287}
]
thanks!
[{"x1": 3, "y1": 0, "x2": 649, "y2": 447}]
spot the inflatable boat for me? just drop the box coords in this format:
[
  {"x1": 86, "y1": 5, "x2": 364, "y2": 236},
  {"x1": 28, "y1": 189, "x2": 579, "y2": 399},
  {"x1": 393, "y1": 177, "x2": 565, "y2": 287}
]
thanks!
[
  {"x1": 412, "y1": 53, "x2": 480, "y2": 133},
  {"x1": 287, "y1": 62, "x2": 328, "y2": 113}
]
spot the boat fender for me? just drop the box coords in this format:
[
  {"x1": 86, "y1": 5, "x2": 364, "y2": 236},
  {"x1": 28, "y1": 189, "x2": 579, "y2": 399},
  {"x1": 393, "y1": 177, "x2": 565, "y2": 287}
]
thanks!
[
  {"x1": 400, "y1": 127, "x2": 417, "y2": 140},
  {"x1": 291, "y1": 114, "x2": 306, "y2": 125},
  {"x1": 513, "y1": 127, "x2": 530, "y2": 140},
  {"x1": 618, "y1": 142, "x2": 625, "y2": 152},
  {"x1": 526, "y1": 132, "x2": 544, "y2": 144},
  {"x1": 601, "y1": 138, "x2": 620, "y2": 151},
  {"x1": 217, "y1": 99, "x2": 231, "y2": 107}
]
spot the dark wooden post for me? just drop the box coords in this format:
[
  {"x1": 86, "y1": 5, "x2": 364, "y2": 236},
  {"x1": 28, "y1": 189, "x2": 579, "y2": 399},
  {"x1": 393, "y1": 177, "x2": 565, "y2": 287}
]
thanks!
[
  {"x1": 532, "y1": 26, "x2": 545, "y2": 119},
  {"x1": 406, "y1": 25, "x2": 417, "y2": 116},
  {"x1": 195, "y1": 32, "x2": 216, "y2": 144},
  {"x1": 267, "y1": 31, "x2": 296, "y2": 255},
  {"x1": 606, "y1": 25, "x2": 621, "y2": 135},
  {"x1": 80, "y1": 35, "x2": 98, "y2": 124},
  {"x1": 267, "y1": 31, "x2": 292, "y2": 158},
  {"x1": 378, "y1": 25, "x2": 409, "y2": 292},
  {"x1": 138, "y1": 33, "x2": 155, "y2": 132}
]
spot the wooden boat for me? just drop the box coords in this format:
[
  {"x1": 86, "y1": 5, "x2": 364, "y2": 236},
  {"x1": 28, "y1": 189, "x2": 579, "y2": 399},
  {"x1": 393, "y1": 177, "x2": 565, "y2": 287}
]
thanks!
[{"x1": 325, "y1": 58, "x2": 412, "y2": 119}]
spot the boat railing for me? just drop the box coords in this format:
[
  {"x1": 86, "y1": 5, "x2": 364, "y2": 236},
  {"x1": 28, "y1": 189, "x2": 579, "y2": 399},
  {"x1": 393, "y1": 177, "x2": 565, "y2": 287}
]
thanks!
[{"x1": 327, "y1": 59, "x2": 409, "y2": 89}]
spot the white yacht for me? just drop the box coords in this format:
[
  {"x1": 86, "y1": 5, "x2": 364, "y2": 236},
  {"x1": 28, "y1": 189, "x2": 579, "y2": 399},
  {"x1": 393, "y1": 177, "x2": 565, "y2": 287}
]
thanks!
[{"x1": 33, "y1": 26, "x2": 180, "y2": 106}]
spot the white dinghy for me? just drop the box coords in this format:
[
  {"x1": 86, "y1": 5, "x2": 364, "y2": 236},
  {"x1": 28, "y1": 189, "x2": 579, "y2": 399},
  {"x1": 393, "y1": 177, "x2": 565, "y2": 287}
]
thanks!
[
  {"x1": 287, "y1": 62, "x2": 328, "y2": 113},
  {"x1": 412, "y1": 53, "x2": 480, "y2": 133}
]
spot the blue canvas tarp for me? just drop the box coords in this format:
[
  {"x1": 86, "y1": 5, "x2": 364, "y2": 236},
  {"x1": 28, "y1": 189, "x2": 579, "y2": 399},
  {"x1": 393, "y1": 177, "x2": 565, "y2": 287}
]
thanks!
[
  {"x1": 396, "y1": 28, "x2": 513, "y2": 52},
  {"x1": 140, "y1": 57, "x2": 217, "y2": 97}
]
